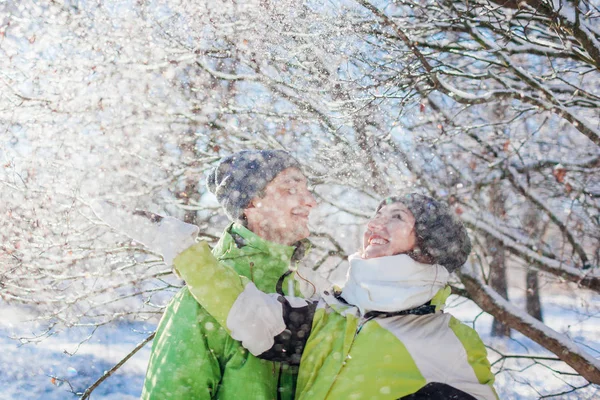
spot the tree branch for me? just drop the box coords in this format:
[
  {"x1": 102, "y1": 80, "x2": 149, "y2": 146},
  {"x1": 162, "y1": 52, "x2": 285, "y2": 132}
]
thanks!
[
  {"x1": 505, "y1": 167, "x2": 590, "y2": 267},
  {"x1": 459, "y1": 270, "x2": 600, "y2": 384},
  {"x1": 461, "y1": 211, "x2": 600, "y2": 292},
  {"x1": 79, "y1": 332, "x2": 155, "y2": 400}
]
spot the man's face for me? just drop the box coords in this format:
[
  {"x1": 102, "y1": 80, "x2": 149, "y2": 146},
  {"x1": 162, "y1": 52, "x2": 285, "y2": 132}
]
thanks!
[{"x1": 244, "y1": 167, "x2": 317, "y2": 245}]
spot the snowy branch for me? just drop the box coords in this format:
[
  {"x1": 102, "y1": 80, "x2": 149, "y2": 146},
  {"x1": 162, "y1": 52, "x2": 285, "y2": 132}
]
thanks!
[
  {"x1": 460, "y1": 269, "x2": 600, "y2": 384},
  {"x1": 461, "y1": 212, "x2": 600, "y2": 292}
]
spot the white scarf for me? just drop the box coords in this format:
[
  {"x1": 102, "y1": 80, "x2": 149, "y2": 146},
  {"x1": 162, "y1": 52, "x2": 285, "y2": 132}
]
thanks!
[{"x1": 340, "y1": 253, "x2": 449, "y2": 314}]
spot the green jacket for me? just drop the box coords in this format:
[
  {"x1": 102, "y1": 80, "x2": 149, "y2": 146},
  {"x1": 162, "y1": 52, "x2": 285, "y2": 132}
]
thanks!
[
  {"x1": 173, "y1": 242, "x2": 498, "y2": 400},
  {"x1": 141, "y1": 223, "x2": 301, "y2": 400}
]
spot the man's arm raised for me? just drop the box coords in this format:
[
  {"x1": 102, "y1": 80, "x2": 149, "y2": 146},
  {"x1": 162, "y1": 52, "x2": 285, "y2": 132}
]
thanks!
[
  {"x1": 89, "y1": 199, "x2": 314, "y2": 364},
  {"x1": 174, "y1": 242, "x2": 316, "y2": 364}
]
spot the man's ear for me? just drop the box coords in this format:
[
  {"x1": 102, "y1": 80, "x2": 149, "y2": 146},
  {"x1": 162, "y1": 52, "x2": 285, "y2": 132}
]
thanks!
[{"x1": 243, "y1": 200, "x2": 256, "y2": 221}]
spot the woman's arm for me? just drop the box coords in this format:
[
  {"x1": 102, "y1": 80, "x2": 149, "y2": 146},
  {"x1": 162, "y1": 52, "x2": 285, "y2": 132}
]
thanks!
[{"x1": 174, "y1": 242, "x2": 316, "y2": 364}]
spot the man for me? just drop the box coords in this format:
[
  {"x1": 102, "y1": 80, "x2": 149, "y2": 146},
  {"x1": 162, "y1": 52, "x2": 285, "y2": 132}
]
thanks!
[{"x1": 141, "y1": 150, "x2": 316, "y2": 400}]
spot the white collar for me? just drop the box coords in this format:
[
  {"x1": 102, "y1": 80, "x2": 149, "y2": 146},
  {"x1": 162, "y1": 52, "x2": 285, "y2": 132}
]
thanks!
[{"x1": 340, "y1": 253, "x2": 449, "y2": 314}]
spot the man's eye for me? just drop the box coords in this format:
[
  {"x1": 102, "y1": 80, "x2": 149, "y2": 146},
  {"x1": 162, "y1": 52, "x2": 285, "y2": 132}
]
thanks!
[{"x1": 288, "y1": 188, "x2": 298, "y2": 195}]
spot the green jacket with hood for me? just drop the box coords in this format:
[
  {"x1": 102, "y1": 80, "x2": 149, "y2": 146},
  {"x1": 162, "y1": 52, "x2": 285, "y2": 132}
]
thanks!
[
  {"x1": 141, "y1": 223, "x2": 301, "y2": 400},
  {"x1": 171, "y1": 241, "x2": 498, "y2": 400}
]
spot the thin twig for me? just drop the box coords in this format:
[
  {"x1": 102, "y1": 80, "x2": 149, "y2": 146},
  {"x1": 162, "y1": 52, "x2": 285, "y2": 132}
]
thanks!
[{"x1": 79, "y1": 331, "x2": 156, "y2": 400}]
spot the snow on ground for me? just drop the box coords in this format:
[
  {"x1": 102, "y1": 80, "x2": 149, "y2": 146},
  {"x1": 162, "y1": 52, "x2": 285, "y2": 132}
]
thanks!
[
  {"x1": 0, "y1": 304, "x2": 152, "y2": 400},
  {"x1": 1, "y1": 286, "x2": 599, "y2": 399}
]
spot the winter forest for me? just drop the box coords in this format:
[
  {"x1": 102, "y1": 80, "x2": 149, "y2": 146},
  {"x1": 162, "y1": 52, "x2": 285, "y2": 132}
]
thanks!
[{"x1": 1, "y1": 0, "x2": 599, "y2": 398}]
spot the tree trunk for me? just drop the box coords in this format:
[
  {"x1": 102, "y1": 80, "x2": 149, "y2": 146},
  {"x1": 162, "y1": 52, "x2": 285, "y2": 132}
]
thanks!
[
  {"x1": 489, "y1": 236, "x2": 511, "y2": 337},
  {"x1": 488, "y1": 183, "x2": 511, "y2": 337},
  {"x1": 526, "y1": 269, "x2": 543, "y2": 321},
  {"x1": 522, "y1": 206, "x2": 547, "y2": 322}
]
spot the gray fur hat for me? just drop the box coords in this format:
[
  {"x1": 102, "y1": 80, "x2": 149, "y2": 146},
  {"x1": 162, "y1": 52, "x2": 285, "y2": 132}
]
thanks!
[
  {"x1": 378, "y1": 193, "x2": 471, "y2": 272},
  {"x1": 206, "y1": 150, "x2": 301, "y2": 221}
]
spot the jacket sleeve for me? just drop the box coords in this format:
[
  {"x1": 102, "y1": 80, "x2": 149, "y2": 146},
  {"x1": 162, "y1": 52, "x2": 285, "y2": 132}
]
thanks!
[
  {"x1": 173, "y1": 242, "x2": 316, "y2": 364},
  {"x1": 448, "y1": 317, "x2": 499, "y2": 400},
  {"x1": 141, "y1": 289, "x2": 222, "y2": 400}
]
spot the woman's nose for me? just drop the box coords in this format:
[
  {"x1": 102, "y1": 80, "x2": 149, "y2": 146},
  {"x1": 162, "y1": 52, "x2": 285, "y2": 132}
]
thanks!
[
  {"x1": 302, "y1": 189, "x2": 317, "y2": 208},
  {"x1": 367, "y1": 217, "x2": 383, "y2": 230}
]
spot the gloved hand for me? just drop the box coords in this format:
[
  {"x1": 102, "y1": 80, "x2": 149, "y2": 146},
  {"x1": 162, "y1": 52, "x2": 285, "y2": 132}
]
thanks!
[{"x1": 89, "y1": 200, "x2": 199, "y2": 266}]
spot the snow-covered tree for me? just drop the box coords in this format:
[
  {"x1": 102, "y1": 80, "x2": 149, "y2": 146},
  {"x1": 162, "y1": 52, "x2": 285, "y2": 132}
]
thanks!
[{"x1": 1, "y1": 0, "x2": 599, "y2": 397}]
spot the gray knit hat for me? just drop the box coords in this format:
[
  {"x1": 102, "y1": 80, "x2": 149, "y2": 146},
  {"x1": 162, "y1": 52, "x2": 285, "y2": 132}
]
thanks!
[
  {"x1": 207, "y1": 150, "x2": 301, "y2": 221},
  {"x1": 377, "y1": 193, "x2": 471, "y2": 272}
]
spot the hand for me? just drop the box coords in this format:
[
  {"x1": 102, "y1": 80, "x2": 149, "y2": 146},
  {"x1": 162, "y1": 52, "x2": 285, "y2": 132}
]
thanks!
[{"x1": 89, "y1": 200, "x2": 199, "y2": 265}]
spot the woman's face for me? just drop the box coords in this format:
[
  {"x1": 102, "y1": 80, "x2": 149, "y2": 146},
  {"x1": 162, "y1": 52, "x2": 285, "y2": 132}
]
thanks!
[{"x1": 362, "y1": 202, "x2": 417, "y2": 259}]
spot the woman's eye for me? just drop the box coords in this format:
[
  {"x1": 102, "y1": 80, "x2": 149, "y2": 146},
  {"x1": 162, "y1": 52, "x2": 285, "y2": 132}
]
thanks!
[
  {"x1": 393, "y1": 214, "x2": 403, "y2": 220},
  {"x1": 289, "y1": 188, "x2": 297, "y2": 195}
]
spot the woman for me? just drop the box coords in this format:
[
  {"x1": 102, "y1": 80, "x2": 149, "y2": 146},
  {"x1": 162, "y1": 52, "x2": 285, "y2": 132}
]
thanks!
[{"x1": 175, "y1": 193, "x2": 498, "y2": 399}]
